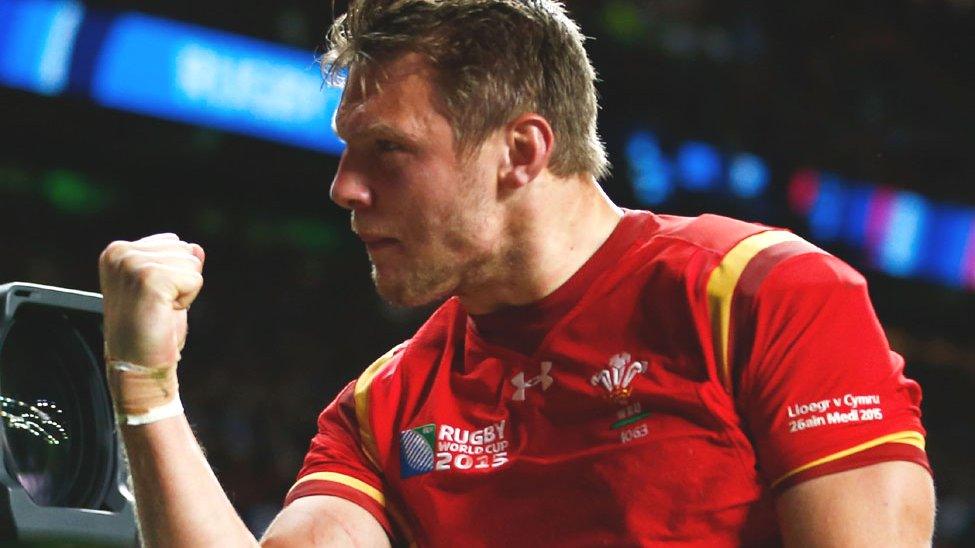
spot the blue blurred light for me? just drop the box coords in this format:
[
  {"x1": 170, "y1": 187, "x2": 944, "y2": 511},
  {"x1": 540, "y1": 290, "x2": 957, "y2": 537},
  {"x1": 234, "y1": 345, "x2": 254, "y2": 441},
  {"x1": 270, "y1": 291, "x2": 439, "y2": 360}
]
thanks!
[
  {"x1": 840, "y1": 184, "x2": 875, "y2": 248},
  {"x1": 625, "y1": 130, "x2": 673, "y2": 205},
  {"x1": 0, "y1": 0, "x2": 84, "y2": 95},
  {"x1": 727, "y1": 152, "x2": 769, "y2": 198},
  {"x1": 91, "y1": 13, "x2": 343, "y2": 154},
  {"x1": 676, "y1": 141, "x2": 721, "y2": 191},
  {"x1": 807, "y1": 173, "x2": 846, "y2": 242},
  {"x1": 877, "y1": 192, "x2": 929, "y2": 278},
  {"x1": 917, "y1": 205, "x2": 973, "y2": 288}
]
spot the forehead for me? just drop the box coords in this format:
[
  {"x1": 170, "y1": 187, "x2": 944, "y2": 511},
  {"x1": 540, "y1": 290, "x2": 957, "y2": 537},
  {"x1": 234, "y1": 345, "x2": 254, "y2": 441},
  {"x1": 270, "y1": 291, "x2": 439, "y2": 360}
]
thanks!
[{"x1": 334, "y1": 53, "x2": 448, "y2": 141}]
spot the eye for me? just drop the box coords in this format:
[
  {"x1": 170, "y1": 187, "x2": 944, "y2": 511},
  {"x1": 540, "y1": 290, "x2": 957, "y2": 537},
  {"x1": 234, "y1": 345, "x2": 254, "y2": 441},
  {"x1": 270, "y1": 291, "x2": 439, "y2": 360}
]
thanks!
[{"x1": 376, "y1": 139, "x2": 402, "y2": 153}]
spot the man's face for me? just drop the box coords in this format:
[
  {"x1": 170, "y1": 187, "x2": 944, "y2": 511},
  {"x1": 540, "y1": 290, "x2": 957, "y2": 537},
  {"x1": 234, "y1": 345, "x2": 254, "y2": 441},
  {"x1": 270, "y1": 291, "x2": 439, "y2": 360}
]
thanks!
[{"x1": 330, "y1": 54, "x2": 504, "y2": 307}]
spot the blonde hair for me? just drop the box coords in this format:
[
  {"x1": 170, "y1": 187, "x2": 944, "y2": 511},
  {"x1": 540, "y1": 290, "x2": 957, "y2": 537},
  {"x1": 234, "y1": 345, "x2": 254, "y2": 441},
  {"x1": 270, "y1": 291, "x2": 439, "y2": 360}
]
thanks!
[{"x1": 322, "y1": 0, "x2": 610, "y2": 179}]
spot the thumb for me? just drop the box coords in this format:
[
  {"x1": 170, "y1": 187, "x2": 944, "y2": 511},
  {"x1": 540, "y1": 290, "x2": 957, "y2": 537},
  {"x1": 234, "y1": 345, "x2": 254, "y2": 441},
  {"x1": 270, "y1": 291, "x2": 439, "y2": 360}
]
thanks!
[
  {"x1": 175, "y1": 244, "x2": 206, "y2": 310},
  {"x1": 174, "y1": 273, "x2": 204, "y2": 310},
  {"x1": 189, "y1": 243, "x2": 206, "y2": 265}
]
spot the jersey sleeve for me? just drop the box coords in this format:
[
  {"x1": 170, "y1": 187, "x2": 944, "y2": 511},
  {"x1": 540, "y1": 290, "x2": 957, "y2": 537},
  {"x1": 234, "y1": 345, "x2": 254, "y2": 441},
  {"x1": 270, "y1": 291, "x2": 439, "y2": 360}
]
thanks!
[
  {"x1": 719, "y1": 234, "x2": 929, "y2": 491},
  {"x1": 284, "y1": 380, "x2": 394, "y2": 536}
]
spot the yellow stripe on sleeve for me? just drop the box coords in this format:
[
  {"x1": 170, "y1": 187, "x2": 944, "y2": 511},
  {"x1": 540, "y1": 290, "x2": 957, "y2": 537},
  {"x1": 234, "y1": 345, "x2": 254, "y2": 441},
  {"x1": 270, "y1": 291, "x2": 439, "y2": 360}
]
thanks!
[
  {"x1": 706, "y1": 230, "x2": 804, "y2": 391},
  {"x1": 353, "y1": 342, "x2": 415, "y2": 545},
  {"x1": 288, "y1": 471, "x2": 417, "y2": 544},
  {"x1": 289, "y1": 471, "x2": 385, "y2": 507},
  {"x1": 771, "y1": 430, "x2": 926, "y2": 488},
  {"x1": 353, "y1": 343, "x2": 406, "y2": 471}
]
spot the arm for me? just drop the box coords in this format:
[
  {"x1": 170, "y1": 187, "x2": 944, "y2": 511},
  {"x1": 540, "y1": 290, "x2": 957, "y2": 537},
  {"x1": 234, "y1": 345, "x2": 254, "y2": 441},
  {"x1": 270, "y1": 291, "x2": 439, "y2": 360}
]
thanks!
[
  {"x1": 261, "y1": 496, "x2": 390, "y2": 547},
  {"x1": 776, "y1": 461, "x2": 934, "y2": 547},
  {"x1": 710, "y1": 236, "x2": 933, "y2": 544},
  {"x1": 119, "y1": 414, "x2": 257, "y2": 547},
  {"x1": 100, "y1": 234, "x2": 388, "y2": 547},
  {"x1": 122, "y1": 414, "x2": 390, "y2": 547}
]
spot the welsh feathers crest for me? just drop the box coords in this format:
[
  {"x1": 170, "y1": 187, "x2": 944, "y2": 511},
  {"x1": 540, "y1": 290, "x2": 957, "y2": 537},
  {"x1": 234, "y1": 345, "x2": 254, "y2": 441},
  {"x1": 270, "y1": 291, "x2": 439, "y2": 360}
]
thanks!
[{"x1": 591, "y1": 352, "x2": 647, "y2": 404}]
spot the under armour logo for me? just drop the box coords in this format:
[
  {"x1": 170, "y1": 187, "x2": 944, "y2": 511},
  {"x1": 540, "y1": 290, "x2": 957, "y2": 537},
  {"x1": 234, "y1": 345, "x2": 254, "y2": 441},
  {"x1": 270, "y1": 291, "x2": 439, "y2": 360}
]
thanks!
[{"x1": 511, "y1": 362, "x2": 554, "y2": 402}]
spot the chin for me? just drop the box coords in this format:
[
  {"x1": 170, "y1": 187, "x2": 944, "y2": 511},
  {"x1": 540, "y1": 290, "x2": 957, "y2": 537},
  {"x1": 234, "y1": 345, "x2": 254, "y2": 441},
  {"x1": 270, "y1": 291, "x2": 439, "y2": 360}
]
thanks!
[{"x1": 372, "y1": 265, "x2": 455, "y2": 308}]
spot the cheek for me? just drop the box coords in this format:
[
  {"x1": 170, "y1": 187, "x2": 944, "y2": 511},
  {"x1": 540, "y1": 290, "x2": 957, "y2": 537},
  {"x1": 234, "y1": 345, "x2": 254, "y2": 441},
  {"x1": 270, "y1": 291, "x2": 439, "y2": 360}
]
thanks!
[{"x1": 389, "y1": 159, "x2": 496, "y2": 249}]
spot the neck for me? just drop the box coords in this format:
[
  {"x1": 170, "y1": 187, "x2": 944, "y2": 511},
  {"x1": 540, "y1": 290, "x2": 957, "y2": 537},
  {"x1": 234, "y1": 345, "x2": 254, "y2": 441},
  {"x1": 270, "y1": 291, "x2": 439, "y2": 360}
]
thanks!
[{"x1": 457, "y1": 173, "x2": 623, "y2": 314}]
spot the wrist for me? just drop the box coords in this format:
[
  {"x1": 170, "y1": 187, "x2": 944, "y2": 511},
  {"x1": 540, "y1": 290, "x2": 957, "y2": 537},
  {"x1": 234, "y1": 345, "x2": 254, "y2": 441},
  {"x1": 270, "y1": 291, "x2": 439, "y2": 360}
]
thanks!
[{"x1": 106, "y1": 359, "x2": 183, "y2": 425}]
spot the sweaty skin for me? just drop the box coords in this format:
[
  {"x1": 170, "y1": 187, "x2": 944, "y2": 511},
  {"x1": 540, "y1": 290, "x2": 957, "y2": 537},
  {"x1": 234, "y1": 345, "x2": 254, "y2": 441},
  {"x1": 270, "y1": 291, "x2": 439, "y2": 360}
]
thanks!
[{"x1": 99, "y1": 53, "x2": 934, "y2": 547}]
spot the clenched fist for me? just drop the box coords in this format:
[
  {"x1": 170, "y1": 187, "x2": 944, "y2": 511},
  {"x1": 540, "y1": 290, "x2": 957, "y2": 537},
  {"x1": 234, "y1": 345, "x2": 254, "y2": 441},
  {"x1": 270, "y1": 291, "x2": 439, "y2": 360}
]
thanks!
[{"x1": 98, "y1": 234, "x2": 205, "y2": 422}]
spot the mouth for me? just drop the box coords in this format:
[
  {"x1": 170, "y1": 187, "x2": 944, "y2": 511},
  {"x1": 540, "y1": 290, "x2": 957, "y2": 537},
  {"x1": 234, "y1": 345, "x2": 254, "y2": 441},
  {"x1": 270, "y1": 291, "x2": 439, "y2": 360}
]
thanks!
[{"x1": 358, "y1": 234, "x2": 400, "y2": 254}]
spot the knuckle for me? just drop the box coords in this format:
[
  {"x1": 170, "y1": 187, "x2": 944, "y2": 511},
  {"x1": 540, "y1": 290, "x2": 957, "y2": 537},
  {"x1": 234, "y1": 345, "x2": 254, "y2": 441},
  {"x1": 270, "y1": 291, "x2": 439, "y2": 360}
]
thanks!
[
  {"x1": 133, "y1": 263, "x2": 160, "y2": 285},
  {"x1": 118, "y1": 251, "x2": 143, "y2": 274},
  {"x1": 146, "y1": 232, "x2": 177, "y2": 240},
  {"x1": 99, "y1": 240, "x2": 129, "y2": 265}
]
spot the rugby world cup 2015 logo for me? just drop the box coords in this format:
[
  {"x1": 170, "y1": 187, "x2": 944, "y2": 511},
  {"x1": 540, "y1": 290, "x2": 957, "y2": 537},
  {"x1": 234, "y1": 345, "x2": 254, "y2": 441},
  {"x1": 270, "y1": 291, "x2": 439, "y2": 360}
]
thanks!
[
  {"x1": 591, "y1": 352, "x2": 647, "y2": 405},
  {"x1": 399, "y1": 421, "x2": 510, "y2": 478},
  {"x1": 399, "y1": 424, "x2": 436, "y2": 478}
]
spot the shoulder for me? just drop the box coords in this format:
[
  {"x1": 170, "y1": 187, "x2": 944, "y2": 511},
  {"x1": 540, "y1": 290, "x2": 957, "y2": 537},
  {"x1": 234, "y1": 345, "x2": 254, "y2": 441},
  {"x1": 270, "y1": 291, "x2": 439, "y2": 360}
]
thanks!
[
  {"x1": 352, "y1": 297, "x2": 464, "y2": 402},
  {"x1": 345, "y1": 298, "x2": 464, "y2": 469},
  {"x1": 620, "y1": 210, "x2": 852, "y2": 293},
  {"x1": 352, "y1": 340, "x2": 410, "y2": 401},
  {"x1": 709, "y1": 229, "x2": 863, "y2": 310},
  {"x1": 620, "y1": 211, "x2": 794, "y2": 276},
  {"x1": 641, "y1": 212, "x2": 774, "y2": 256},
  {"x1": 619, "y1": 211, "x2": 824, "y2": 286},
  {"x1": 632, "y1": 213, "x2": 843, "y2": 391}
]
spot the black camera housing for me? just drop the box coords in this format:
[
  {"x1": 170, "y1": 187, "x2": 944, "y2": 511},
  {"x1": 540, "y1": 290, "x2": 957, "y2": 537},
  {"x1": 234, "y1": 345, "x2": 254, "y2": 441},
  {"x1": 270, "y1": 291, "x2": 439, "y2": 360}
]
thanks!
[{"x1": 0, "y1": 282, "x2": 136, "y2": 545}]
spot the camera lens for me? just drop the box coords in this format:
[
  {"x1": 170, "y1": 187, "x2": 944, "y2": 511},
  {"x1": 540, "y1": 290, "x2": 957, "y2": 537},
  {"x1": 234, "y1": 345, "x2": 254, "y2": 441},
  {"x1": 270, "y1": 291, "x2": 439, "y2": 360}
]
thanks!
[{"x1": 0, "y1": 304, "x2": 114, "y2": 509}]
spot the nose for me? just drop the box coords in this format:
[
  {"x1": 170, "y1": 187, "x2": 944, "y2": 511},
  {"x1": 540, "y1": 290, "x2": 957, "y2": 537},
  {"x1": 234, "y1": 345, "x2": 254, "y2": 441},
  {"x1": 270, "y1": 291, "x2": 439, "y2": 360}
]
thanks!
[{"x1": 329, "y1": 152, "x2": 372, "y2": 210}]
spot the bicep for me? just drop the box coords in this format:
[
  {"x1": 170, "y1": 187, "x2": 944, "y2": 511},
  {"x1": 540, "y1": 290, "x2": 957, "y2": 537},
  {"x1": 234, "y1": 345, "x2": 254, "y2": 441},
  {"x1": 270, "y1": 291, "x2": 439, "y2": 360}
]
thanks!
[
  {"x1": 261, "y1": 495, "x2": 391, "y2": 548},
  {"x1": 775, "y1": 461, "x2": 934, "y2": 548}
]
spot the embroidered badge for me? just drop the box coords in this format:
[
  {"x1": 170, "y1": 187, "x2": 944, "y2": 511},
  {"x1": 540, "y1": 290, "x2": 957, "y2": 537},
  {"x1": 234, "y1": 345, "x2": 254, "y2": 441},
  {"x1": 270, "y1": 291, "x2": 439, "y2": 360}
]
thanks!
[{"x1": 591, "y1": 352, "x2": 647, "y2": 405}]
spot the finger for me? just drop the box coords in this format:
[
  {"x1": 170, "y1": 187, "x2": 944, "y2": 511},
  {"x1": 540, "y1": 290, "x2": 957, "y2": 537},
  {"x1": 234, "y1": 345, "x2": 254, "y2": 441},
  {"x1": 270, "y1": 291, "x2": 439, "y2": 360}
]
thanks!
[
  {"x1": 188, "y1": 243, "x2": 206, "y2": 266},
  {"x1": 115, "y1": 251, "x2": 202, "y2": 280},
  {"x1": 139, "y1": 233, "x2": 181, "y2": 242},
  {"x1": 102, "y1": 242, "x2": 193, "y2": 271},
  {"x1": 175, "y1": 275, "x2": 204, "y2": 311},
  {"x1": 137, "y1": 263, "x2": 204, "y2": 310},
  {"x1": 128, "y1": 238, "x2": 196, "y2": 253},
  {"x1": 101, "y1": 236, "x2": 196, "y2": 267},
  {"x1": 130, "y1": 250, "x2": 203, "y2": 273}
]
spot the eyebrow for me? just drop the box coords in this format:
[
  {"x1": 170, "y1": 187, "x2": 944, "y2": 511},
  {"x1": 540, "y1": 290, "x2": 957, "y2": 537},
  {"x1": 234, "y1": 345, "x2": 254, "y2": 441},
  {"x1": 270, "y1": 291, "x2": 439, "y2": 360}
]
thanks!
[{"x1": 335, "y1": 119, "x2": 414, "y2": 145}]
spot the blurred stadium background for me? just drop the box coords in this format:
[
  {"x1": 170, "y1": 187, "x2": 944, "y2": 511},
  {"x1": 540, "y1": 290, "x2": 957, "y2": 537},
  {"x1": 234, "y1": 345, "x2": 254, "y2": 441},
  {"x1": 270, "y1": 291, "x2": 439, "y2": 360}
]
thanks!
[{"x1": 0, "y1": 0, "x2": 972, "y2": 543}]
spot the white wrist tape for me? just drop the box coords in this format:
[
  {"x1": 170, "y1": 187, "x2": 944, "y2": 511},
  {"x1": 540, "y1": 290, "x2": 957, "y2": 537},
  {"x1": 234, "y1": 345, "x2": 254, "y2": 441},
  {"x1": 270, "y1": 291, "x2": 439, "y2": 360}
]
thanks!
[
  {"x1": 118, "y1": 395, "x2": 184, "y2": 426},
  {"x1": 106, "y1": 359, "x2": 182, "y2": 425}
]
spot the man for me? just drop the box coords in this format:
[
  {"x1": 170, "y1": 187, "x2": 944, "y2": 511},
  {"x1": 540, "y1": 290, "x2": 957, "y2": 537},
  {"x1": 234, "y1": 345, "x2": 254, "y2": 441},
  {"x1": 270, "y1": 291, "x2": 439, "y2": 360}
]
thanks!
[{"x1": 98, "y1": 1, "x2": 934, "y2": 546}]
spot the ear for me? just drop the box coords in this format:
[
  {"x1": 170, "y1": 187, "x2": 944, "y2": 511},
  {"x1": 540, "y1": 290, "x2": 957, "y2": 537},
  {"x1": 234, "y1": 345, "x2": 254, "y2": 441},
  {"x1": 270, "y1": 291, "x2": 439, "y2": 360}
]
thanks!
[{"x1": 498, "y1": 113, "x2": 554, "y2": 189}]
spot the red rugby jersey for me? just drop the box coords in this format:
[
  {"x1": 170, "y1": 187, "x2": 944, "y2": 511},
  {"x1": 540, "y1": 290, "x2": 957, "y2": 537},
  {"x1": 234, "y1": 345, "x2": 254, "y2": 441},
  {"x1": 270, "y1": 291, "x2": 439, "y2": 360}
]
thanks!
[{"x1": 286, "y1": 211, "x2": 929, "y2": 547}]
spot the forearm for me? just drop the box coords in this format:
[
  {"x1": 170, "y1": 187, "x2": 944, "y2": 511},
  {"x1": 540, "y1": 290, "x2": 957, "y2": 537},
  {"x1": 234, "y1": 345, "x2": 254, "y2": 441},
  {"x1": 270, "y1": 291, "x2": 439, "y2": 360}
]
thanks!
[{"x1": 120, "y1": 414, "x2": 258, "y2": 548}]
